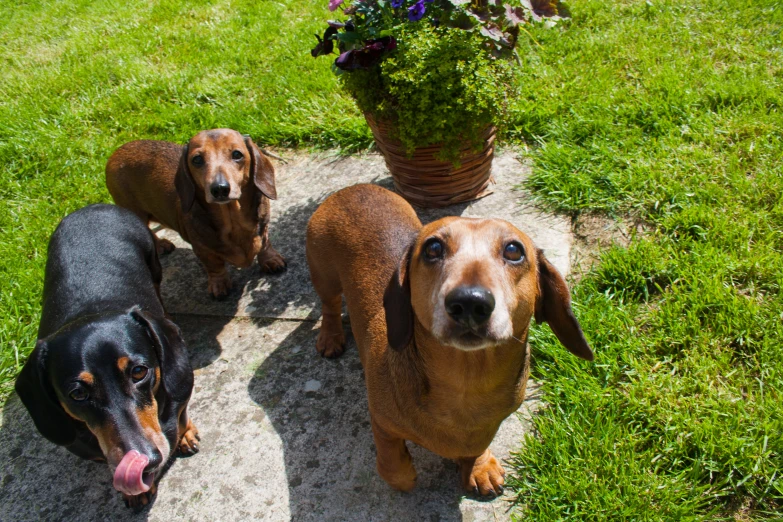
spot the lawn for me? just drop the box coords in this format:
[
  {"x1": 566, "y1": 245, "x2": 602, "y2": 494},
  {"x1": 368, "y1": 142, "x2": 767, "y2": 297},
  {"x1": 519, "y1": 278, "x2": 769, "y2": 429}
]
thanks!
[{"x1": 1, "y1": 0, "x2": 781, "y2": 519}]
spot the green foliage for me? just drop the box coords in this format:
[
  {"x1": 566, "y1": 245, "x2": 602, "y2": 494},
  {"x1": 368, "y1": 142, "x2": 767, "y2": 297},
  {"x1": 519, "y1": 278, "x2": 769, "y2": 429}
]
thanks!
[{"x1": 341, "y1": 24, "x2": 513, "y2": 158}]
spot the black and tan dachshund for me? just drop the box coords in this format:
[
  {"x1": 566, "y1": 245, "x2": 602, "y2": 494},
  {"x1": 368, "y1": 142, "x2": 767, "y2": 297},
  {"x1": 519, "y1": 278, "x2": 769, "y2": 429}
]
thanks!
[{"x1": 15, "y1": 204, "x2": 199, "y2": 509}]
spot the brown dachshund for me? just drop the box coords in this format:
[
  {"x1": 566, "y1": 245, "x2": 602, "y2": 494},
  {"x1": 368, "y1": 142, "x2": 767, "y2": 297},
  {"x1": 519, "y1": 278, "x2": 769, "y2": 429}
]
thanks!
[
  {"x1": 306, "y1": 184, "x2": 593, "y2": 496},
  {"x1": 106, "y1": 129, "x2": 286, "y2": 299}
]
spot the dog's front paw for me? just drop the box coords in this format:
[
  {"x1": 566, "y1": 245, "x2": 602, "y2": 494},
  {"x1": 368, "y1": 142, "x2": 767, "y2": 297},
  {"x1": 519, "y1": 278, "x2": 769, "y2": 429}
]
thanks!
[
  {"x1": 122, "y1": 483, "x2": 157, "y2": 510},
  {"x1": 155, "y1": 237, "x2": 176, "y2": 256},
  {"x1": 178, "y1": 419, "x2": 200, "y2": 455},
  {"x1": 460, "y1": 451, "x2": 505, "y2": 497},
  {"x1": 316, "y1": 330, "x2": 345, "y2": 358},
  {"x1": 376, "y1": 441, "x2": 417, "y2": 492},
  {"x1": 207, "y1": 272, "x2": 232, "y2": 300},
  {"x1": 258, "y1": 247, "x2": 287, "y2": 274},
  {"x1": 316, "y1": 315, "x2": 345, "y2": 358}
]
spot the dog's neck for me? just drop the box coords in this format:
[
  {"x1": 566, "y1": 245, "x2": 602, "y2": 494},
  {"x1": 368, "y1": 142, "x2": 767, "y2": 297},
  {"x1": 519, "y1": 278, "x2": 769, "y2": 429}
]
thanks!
[
  {"x1": 186, "y1": 186, "x2": 262, "y2": 256},
  {"x1": 390, "y1": 318, "x2": 531, "y2": 402}
]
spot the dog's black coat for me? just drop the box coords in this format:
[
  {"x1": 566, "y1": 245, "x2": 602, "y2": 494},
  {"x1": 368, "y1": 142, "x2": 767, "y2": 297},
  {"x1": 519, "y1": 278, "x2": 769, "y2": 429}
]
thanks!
[{"x1": 16, "y1": 204, "x2": 193, "y2": 477}]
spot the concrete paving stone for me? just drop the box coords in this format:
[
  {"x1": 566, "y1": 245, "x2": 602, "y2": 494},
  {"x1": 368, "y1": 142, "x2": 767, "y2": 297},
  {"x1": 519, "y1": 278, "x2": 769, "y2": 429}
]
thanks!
[{"x1": 0, "y1": 150, "x2": 570, "y2": 521}]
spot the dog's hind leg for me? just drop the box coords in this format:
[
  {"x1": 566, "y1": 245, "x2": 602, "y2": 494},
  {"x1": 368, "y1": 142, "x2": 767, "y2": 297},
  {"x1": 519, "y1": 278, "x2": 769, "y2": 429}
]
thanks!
[
  {"x1": 153, "y1": 235, "x2": 176, "y2": 257},
  {"x1": 257, "y1": 210, "x2": 287, "y2": 273},
  {"x1": 131, "y1": 209, "x2": 176, "y2": 257},
  {"x1": 308, "y1": 252, "x2": 346, "y2": 358}
]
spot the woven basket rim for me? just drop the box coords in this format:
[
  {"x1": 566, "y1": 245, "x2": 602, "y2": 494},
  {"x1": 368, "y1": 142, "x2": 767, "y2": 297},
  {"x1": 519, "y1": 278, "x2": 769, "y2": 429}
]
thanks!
[{"x1": 365, "y1": 113, "x2": 496, "y2": 209}]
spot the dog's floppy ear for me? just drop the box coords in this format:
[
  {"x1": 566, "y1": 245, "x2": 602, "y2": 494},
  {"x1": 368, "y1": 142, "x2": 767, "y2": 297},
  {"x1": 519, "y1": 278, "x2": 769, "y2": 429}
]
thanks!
[
  {"x1": 383, "y1": 240, "x2": 416, "y2": 351},
  {"x1": 245, "y1": 136, "x2": 277, "y2": 200},
  {"x1": 174, "y1": 143, "x2": 195, "y2": 213},
  {"x1": 15, "y1": 340, "x2": 77, "y2": 446},
  {"x1": 130, "y1": 308, "x2": 194, "y2": 405},
  {"x1": 534, "y1": 249, "x2": 594, "y2": 361}
]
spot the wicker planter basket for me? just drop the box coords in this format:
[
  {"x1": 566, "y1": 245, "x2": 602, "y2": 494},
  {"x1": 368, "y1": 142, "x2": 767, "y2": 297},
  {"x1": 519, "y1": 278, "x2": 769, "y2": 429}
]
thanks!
[{"x1": 365, "y1": 113, "x2": 496, "y2": 208}]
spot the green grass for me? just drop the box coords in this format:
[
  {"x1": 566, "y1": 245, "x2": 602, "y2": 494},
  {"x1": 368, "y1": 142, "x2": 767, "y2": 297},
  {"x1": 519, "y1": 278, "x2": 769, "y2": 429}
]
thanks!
[
  {"x1": 505, "y1": 0, "x2": 783, "y2": 518},
  {"x1": 1, "y1": 0, "x2": 782, "y2": 518}
]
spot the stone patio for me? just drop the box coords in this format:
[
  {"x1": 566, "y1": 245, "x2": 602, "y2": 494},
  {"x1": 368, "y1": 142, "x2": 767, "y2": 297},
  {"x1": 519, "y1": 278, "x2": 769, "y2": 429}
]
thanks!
[{"x1": 0, "y1": 151, "x2": 573, "y2": 521}]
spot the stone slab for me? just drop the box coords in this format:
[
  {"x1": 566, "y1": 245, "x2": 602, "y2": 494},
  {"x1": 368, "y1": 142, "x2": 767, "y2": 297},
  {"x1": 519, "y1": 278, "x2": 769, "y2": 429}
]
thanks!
[
  {"x1": 0, "y1": 316, "x2": 541, "y2": 521},
  {"x1": 158, "y1": 151, "x2": 573, "y2": 320}
]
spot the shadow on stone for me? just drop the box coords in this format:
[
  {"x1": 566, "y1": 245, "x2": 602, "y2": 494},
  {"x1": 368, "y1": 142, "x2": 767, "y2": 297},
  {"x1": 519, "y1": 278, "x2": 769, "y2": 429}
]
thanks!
[
  {"x1": 247, "y1": 320, "x2": 468, "y2": 522},
  {"x1": 243, "y1": 197, "x2": 326, "y2": 317},
  {"x1": 0, "y1": 395, "x2": 158, "y2": 520}
]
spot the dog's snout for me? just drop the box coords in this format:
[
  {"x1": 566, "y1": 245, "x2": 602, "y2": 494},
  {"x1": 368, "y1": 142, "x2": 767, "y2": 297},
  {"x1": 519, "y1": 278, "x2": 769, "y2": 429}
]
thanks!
[
  {"x1": 445, "y1": 286, "x2": 495, "y2": 327},
  {"x1": 209, "y1": 174, "x2": 231, "y2": 201},
  {"x1": 145, "y1": 449, "x2": 163, "y2": 471}
]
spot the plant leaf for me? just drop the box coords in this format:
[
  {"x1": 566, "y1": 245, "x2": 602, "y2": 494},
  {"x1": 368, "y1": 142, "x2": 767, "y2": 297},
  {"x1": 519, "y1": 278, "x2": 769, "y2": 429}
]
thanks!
[
  {"x1": 528, "y1": 0, "x2": 559, "y2": 19},
  {"x1": 480, "y1": 25, "x2": 504, "y2": 42},
  {"x1": 335, "y1": 31, "x2": 362, "y2": 44},
  {"x1": 504, "y1": 5, "x2": 527, "y2": 26}
]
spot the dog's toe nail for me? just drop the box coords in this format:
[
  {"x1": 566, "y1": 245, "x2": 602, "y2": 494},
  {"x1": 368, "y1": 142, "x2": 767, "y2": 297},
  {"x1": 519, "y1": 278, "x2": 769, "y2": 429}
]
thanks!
[
  {"x1": 473, "y1": 487, "x2": 480, "y2": 496},
  {"x1": 497, "y1": 485, "x2": 504, "y2": 494}
]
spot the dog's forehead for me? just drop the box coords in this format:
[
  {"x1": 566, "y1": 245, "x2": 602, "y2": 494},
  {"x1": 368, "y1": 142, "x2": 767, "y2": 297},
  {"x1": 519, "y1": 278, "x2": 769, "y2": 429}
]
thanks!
[
  {"x1": 189, "y1": 129, "x2": 245, "y2": 151},
  {"x1": 417, "y1": 217, "x2": 533, "y2": 249},
  {"x1": 48, "y1": 318, "x2": 156, "y2": 378}
]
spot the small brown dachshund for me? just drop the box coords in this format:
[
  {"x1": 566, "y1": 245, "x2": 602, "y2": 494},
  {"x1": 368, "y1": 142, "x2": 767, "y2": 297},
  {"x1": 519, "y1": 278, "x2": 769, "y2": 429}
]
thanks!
[
  {"x1": 106, "y1": 129, "x2": 286, "y2": 299},
  {"x1": 306, "y1": 184, "x2": 593, "y2": 496}
]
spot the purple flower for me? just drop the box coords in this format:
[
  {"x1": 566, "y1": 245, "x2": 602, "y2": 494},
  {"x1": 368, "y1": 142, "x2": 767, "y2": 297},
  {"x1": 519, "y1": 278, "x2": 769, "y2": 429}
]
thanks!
[
  {"x1": 328, "y1": 0, "x2": 343, "y2": 12},
  {"x1": 408, "y1": 0, "x2": 425, "y2": 21},
  {"x1": 391, "y1": 0, "x2": 404, "y2": 7},
  {"x1": 334, "y1": 37, "x2": 397, "y2": 70}
]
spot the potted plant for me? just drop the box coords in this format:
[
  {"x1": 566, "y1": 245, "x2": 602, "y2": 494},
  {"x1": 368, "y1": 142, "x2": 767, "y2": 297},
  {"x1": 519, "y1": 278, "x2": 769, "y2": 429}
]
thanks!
[{"x1": 312, "y1": 0, "x2": 566, "y2": 207}]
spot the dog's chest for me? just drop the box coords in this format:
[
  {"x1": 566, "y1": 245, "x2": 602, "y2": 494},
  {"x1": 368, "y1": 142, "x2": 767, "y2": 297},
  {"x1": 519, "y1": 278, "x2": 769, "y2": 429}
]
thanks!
[
  {"x1": 216, "y1": 211, "x2": 261, "y2": 267},
  {"x1": 395, "y1": 371, "x2": 527, "y2": 458},
  {"x1": 406, "y1": 404, "x2": 514, "y2": 458}
]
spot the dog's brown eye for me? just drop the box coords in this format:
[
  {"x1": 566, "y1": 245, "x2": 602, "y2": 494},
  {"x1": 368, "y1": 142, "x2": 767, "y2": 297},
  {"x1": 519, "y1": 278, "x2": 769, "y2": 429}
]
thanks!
[
  {"x1": 131, "y1": 366, "x2": 148, "y2": 383},
  {"x1": 69, "y1": 386, "x2": 89, "y2": 402},
  {"x1": 424, "y1": 239, "x2": 444, "y2": 260},
  {"x1": 191, "y1": 155, "x2": 204, "y2": 167},
  {"x1": 232, "y1": 150, "x2": 243, "y2": 160},
  {"x1": 503, "y1": 242, "x2": 524, "y2": 262}
]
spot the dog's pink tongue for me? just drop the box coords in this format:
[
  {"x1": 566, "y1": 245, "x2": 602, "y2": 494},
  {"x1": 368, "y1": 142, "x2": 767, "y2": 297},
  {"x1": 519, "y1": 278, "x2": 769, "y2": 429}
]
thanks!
[{"x1": 112, "y1": 450, "x2": 150, "y2": 496}]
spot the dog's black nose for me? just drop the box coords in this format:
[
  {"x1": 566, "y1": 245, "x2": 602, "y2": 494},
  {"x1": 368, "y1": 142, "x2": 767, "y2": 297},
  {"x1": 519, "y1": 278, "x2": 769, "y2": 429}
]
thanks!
[
  {"x1": 145, "y1": 449, "x2": 163, "y2": 471},
  {"x1": 445, "y1": 286, "x2": 495, "y2": 326},
  {"x1": 210, "y1": 175, "x2": 231, "y2": 200}
]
